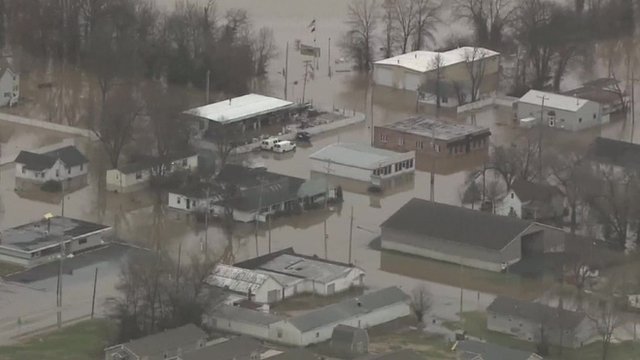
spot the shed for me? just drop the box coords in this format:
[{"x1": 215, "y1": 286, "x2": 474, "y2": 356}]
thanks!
[
  {"x1": 104, "y1": 324, "x2": 207, "y2": 360},
  {"x1": 330, "y1": 324, "x2": 369, "y2": 358},
  {"x1": 516, "y1": 90, "x2": 607, "y2": 131}
]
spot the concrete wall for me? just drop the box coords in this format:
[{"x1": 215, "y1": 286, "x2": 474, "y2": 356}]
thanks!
[{"x1": 380, "y1": 227, "x2": 521, "y2": 272}]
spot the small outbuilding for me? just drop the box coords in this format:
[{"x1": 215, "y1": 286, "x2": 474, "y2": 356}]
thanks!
[
  {"x1": 0, "y1": 59, "x2": 19, "y2": 107},
  {"x1": 497, "y1": 179, "x2": 564, "y2": 221},
  {"x1": 330, "y1": 324, "x2": 369, "y2": 358}
]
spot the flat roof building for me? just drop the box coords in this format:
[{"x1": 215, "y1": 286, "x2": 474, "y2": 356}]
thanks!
[{"x1": 0, "y1": 216, "x2": 112, "y2": 266}]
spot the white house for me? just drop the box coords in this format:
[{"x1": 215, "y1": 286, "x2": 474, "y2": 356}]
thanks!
[
  {"x1": 0, "y1": 61, "x2": 19, "y2": 107},
  {"x1": 14, "y1": 145, "x2": 88, "y2": 190},
  {"x1": 106, "y1": 151, "x2": 198, "y2": 192},
  {"x1": 310, "y1": 143, "x2": 415, "y2": 185},
  {"x1": 496, "y1": 179, "x2": 565, "y2": 221},
  {"x1": 516, "y1": 90, "x2": 609, "y2": 131},
  {"x1": 209, "y1": 248, "x2": 366, "y2": 304},
  {"x1": 207, "y1": 287, "x2": 411, "y2": 347},
  {"x1": 373, "y1": 47, "x2": 500, "y2": 107}
]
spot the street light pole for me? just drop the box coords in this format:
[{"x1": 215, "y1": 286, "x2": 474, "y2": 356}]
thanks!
[{"x1": 537, "y1": 95, "x2": 549, "y2": 179}]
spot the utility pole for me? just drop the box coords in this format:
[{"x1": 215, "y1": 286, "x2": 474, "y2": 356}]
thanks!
[
  {"x1": 328, "y1": 37, "x2": 332, "y2": 78},
  {"x1": 284, "y1": 42, "x2": 289, "y2": 100},
  {"x1": 175, "y1": 242, "x2": 182, "y2": 291},
  {"x1": 61, "y1": 190, "x2": 66, "y2": 217},
  {"x1": 631, "y1": 72, "x2": 636, "y2": 143},
  {"x1": 90, "y1": 267, "x2": 98, "y2": 319},
  {"x1": 323, "y1": 219, "x2": 328, "y2": 260},
  {"x1": 459, "y1": 259, "x2": 464, "y2": 330},
  {"x1": 369, "y1": 74, "x2": 375, "y2": 145},
  {"x1": 324, "y1": 159, "x2": 333, "y2": 209},
  {"x1": 537, "y1": 94, "x2": 549, "y2": 179},
  {"x1": 254, "y1": 182, "x2": 264, "y2": 257},
  {"x1": 206, "y1": 70, "x2": 211, "y2": 103},
  {"x1": 204, "y1": 187, "x2": 210, "y2": 254},
  {"x1": 56, "y1": 236, "x2": 65, "y2": 329},
  {"x1": 268, "y1": 214, "x2": 272, "y2": 254},
  {"x1": 348, "y1": 206, "x2": 354, "y2": 264},
  {"x1": 302, "y1": 60, "x2": 313, "y2": 104},
  {"x1": 430, "y1": 124, "x2": 437, "y2": 202}
]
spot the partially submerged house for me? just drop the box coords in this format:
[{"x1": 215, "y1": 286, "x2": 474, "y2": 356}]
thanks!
[
  {"x1": 177, "y1": 336, "x2": 264, "y2": 360},
  {"x1": 14, "y1": 145, "x2": 88, "y2": 191},
  {"x1": 563, "y1": 78, "x2": 627, "y2": 116},
  {"x1": 310, "y1": 143, "x2": 415, "y2": 187},
  {"x1": 330, "y1": 325, "x2": 369, "y2": 358},
  {"x1": 587, "y1": 136, "x2": 640, "y2": 173},
  {"x1": 104, "y1": 323, "x2": 207, "y2": 360},
  {"x1": 207, "y1": 287, "x2": 411, "y2": 347},
  {"x1": 453, "y1": 340, "x2": 543, "y2": 360},
  {"x1": 106, "y1": 151, "x2": 198, "y2": 193},
  {"x1": 0, "y1": 216, "x2": 112, "y2": 266},
  {"x1": 168, "y1": 165, "x2": 333, "y2": 222},
  {"x1": 487, "y1": 296, "x2": 596, "y2": 348},
  {"x1": 208, "y1": 248, "x2": 365, "y2": 303},
  {"x1": 0, "y1": 59, "x2": 19, "y2": 107},
  {"x1": 497, "y1": 179, "x2": 564, "y2": 221}
]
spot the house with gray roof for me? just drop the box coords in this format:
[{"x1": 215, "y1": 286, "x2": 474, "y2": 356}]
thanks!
[
  {"x1": 381, "y1": 198, "x2": 545, "y2": 272},
  {"x1": 454, "y1": 340, "x2": 543, "y2": 360},
  {"x1": 0, "y1": 58, "x2": 19, "y2": 107},
  {"x1": 205, "y1": 304, "x2": 286, "y2": 341},
  {"x1": 330, "y1": 324, "x2": 369, "y2": 358},
  {"x1": 263, "y1": 348, "x2": 320, "y2": 360},
  {"x1": 14, "y1": 145, "x2": 88, "y2": 190},
  {"x1": 497, "y1": 179, "x2": 564, "y2": 221},
  {"x1": 587, "y1": 136, "x2": 640, "y2": 173},
  {"x1": 357, "y1": 349, "x2": 424, "y2": 360},
  {"x1": 0, "y1": 216, "x2": 112, "y2": 266},
  {"x1": 104, "y1": 324, "x2": 207, "y2": 360},
  {"x1": 177, "y1": 336, "x2": 263, "y2": 360},
  {"x1": 487, "y1": 296, "x2": 597, "y2": 348}
]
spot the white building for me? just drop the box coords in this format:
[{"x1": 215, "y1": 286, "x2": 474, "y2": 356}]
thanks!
[
  {"x1": 14, "y1": 145, "x2": 88, "y2": 190},
  {"x1": 310, "y1": 143, "x2": 415, "y2": 185},
  {"x1": 373, "y1": 47, "x2": 500, "y2": 107},
  {"x1": 516, "y1": 90, "x2": 609, "y2": 131},
  {"x1": 0, "y1": 61, "x2": 19, "y2": 107},
  {"x1": 208, "y1": 248, "x2": 365, "y2": 304},
  {"x1": 106, "y1": 151, "x2": 198, "y2": 192},
  {"x1": 207, "y1": 287, "x2": 411, "y2": 347}
]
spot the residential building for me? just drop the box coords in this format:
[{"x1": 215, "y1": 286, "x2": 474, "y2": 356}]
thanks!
[
  {"x1": 183, "y1": 93, "x2": 298, "y2": 137},
  {"x1": 357, "y1": 349, "x2": 424, "y2": 360},
  {"x1": 373, "y1": 47, "x2": 500, "y2": 107},
  {"x1": 373, "y1": 116, "x2": 490, "y2": 172},
  {"x1": 563, "y1": 78, "x2": 627, "y2": 115},
  {"x1": 177, "y1": 336, "x2": 264, "y2": 360},
  {"x1": 454, "y1": 340, "x2": 543, "y2": 360},
  {"x1": 104, "y1": 323, "x2": 207, "y2": 360},
  {"x1": 14, "y1": 145, "x2": 88, "y2": 190},
  {"x1": 168, "y1": 165, "x2": 332, "y2": 222},
  {"x1": 0, "y1": 216, "x2": 112, "y2": 266},
  {"x1": 207, "y1": 287, "x2": 411, "y2": 347},
  {"x1": 487, "y1": 296, "x2": 597, "y2": 348},
  {"x1": 209, "y1": 248, "x2": 365, "y2": 303},
  {"x1": 587, "y1": 136, "x2": 640, "y2": 173},
  {"x1": 310, "y1": 143, "x2": 415, "y2": 186},
  {"x1": 106, "y1": 151, "x2": 198, "y2": 193},
  {"x1": 497, "y1": 179, "x2": 564, "y2": 221},
  {"x1": 0, "y1": 60, "x2": 19, "y2": 107},
  {"x1": 515, "y1": 90, "x2": 608, "y2": 131},
  {"x1": 330, "y1": 325, "x2": 369, "y2": 358},
  {"x1": 380, "y1": 198, "x2": 563, "y2": 272}
]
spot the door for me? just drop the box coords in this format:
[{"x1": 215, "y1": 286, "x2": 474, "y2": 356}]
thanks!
[
  {"x1": 327, "y1": 283, "x2": 335, "y2": 295},
  {"x1": 267, "y1": 289, "x2": 280, "y2": 303},
  {"x1": 186, "y1": 199, "x2": 191, "y2": 210}
]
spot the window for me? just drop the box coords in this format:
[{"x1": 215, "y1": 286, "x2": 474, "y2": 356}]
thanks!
[
  {"x1": 380, "y1": 134, "x2": 388, "y2": 143},
  {"x1": 578, "y1": 117, "x2": 582, "y2": 123},
  {"x1": 316, "y1": 332, "x2": 320, "y2": 338},
  {"x1": 21, "y1": 167, "x2": 25, "y2": 174},
  {"x1": 435, "y1": 144, "x2": 441, "y2": 153},
  {"x1": 386, "y1": 165, "x2": 392, "y2": 174},
  {"x1": 78, "y1": 238, "x2": 87, "y2": 245},
  {"x1": 416, "y1": 141, "x2": 424, "y2": 149},
  {"x1": 55, "y1": 169, "x2": 60, "y2": 177},
  {"x1": 3, "y1": 92, "x2": 10, "y2": 98},
  {"x1": 68, "y1": 167, "x2": 71, "y2": 174},
  {"x1": 277, "y1": 329, "x2": 283, "y2": 338},
  {"x1": 398, "y1": 137, "x2": 404, "y2": 146},
  {"x1": 80, "y1": 164, "x2": 83, "y2": 171},
  {"x1": 511, "y1": 193, "x2": 514, "y2": 199},
  {"x1": 182, "y1": 159, "x2": 188, "y2": 166},
  {"x1": 395, "y1": 163, "x2": 401, "y2": 172},
  {"x1": 593, "y1": 113, "x2": 597, "y2": 119},
  {"x1": 177, "y1": 197, "x2": 181, "y2": 204},
  {"x1": 442, "y1": 96, "x2": 448, "y2": 104},
  {"x1": 135, "y1": 172, "x2": 142, "y2": 180}
]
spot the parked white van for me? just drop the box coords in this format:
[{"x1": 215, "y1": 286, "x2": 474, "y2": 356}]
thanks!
[
  {"x1": 260, "y1": 137, "x2": 280, "y2": 150},
  {"x1": 273, "y1": 140, "x2": 296, "y2": 153}
]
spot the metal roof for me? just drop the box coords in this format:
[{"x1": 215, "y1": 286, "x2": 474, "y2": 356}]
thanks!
[
  {"x1": 181, "y1": 336, "x2": 264, "y2": 360},
  {"x1": 310, "y1": 143, "x2": 414, "y2": 170},
  {"x1": 587, "y1": 136, "x2": 640, "y2": 170},
  {"x1": 374, "y1": 47, "x2": 499, "y2": 73},
  {"x1": 212, "y1": 304, "x2": 285, "y2": 326},
  {"x1": 487, "y1": 296, "x2": 586, "y2": 330},
  {"x1": 382, "y1": 116, "x2": 490, "y2": 142},
  {"x1": 119, "y1": 324, "x2": 207, "y2": 360},
  {"x1": 14, "y1": 145, "x2": 88, "y2": 171},
  {"x1": 207, "y1": 264, "x2": 277, "y2": 294},
  {"x1": 288, "y1": 287, "x2": 409, "y2": 332},
  {"x1": 518, "y1": 90, "x2": 590, "y2": 112},
  {"x1": 183, "y1": 94, "x2": 295, "y2": 125},
  {"x1": 455, "y1": 340, "x2": 543, "y2": 360},
  {"x1": 256, "y1": 253, "x2": 359, "y2": 284}
]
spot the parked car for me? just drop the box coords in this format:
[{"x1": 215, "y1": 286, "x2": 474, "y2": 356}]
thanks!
[
  {"x1": 273, "y1": 140, "x2": 296, "y2": 153},
  {"x1": 260, "y1": 137, "x2": 280, "y2": 151},
  {"x1": 296, "y1": 131, "x2": 311, "y2": 142}
]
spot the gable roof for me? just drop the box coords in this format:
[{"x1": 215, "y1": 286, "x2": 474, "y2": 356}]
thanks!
[
  {"x1": 117, "y1": 150, "x2": 197, "y2": 174},
  {"x1": 181, "y1": 336, "x2": 263, "y2": 360},
  {"x1": 374, "y1": 47, "x2": 499, "y2": 73},
  {"x1": 511, "y1": 179, "x2": 560, "y2": 203},
  {"x1": 455, "y1": 340, "x2": 542, "y2": 360},
  {"x1": 332, "y1": 324, "x2": 367, "y2": 344},
  {"x1": 288, "y1": 287, "x2": 409, "y2": 332},
  {"x1": 212, "y1": 304, "x2": 285, "y2": 326},
  {"x1": 487, "y1": 296, "x2": 586, "y2": 330},
  {"x1": 207, "y1": 264, "x2": 280, "y2": 294},
  {"x1": 14, "y1": 145, "x2": 88, "y2": 171},
  {"x1": 120, "y1": 324, "x2": 206, "y2": 359},
  {"x1": 381, "y1": 198, "x2": 533, "y2": 250},
  {"x1": 587, "y1": 136, "x2": 640, "y2": 170},
  {"x1": 359, "y1": 349, "x2": 425, "y2": 360},
  {"x1": 265, "y1": 348, "x2": 320, "y2": 360},
  {"x1": 519, "y1": 90, "x2": 590, "y2": 112}
]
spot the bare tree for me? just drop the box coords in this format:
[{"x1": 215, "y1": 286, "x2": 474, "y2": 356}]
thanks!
[
  {"x1": 464, "y1": 47, "x2": 490, "y2": 102},
  {"x1": 486, "y1": 135, "x2": 539, "y2": 191},
  {"x1": 586, "y1": 295, "x2": 623, "y2": 360},
  {"x1": 411, "y1": 0, "x2": 440, "y2": 50},
  {"x1": 342, "y1": 0, "x2": 378, "y2": 71},
  {"x1": 94, "y1": 86, "x2": 142, "y2": 168},
  {"x1": 206, "y1": 123, "x2": 245, "y2": 169},
  {"x1": 419, "y1": 53, "x2": 445, "y2": 108},
  {"x1": 411, "y1": 284, "x2": 432, "y2": 322},
  {"x1": 546, "y1": 151, "x2": 591, "y2": 234},
  {"x1": 392, "y1": 0, "x2": 417, "y2": 53},
  {"x1": 382, "y1": 0, "x2": 396, "y2": 58},
  {"x1": 252, "y1": 27, "x2": 278, "y2": 76},
  {"x1": 456, "y1": 0, "x2": 514, "y2": 50},
  {"x1": 143, "y1": 83, "x2": 190, "y2": 161}
]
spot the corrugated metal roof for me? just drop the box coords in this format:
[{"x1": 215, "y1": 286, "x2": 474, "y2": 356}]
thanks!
[
  {"x1": 212, "y1": 304, "x2": 285, "y2": 326},
  {"x1": 310, "y1": 143, "x2": 414, "y2": 170},
  {"x1": 519, "y1": 89, "x2": 590, "y2": 112},
  {"x1": 183, "y1": 94, "x2": 295, "y2": 125},
  {"x1": 207, "y1": 264, "x2": 275, "y2": 294},
  {"x1": 375, "y1": 47, "x2": 499, "y2": 73}
]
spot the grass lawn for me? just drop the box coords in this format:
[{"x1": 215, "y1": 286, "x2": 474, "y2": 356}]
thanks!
[
  {"x1": 0, "y1": 261, "x2": 23, "y2": 277},
  {"x1": 369, "y1": 329, "x2": 456, "y2": 359},
  {"x1": 0, "y1": 319, "x2": 115, "y2": 360},
  {"x1": 444, "y1": 312, "x2": 640, "y2": 360}
]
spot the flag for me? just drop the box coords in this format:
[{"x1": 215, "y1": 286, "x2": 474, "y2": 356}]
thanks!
[{"x1": 308, "y1": 19, "x2": 316, "y2": 28}]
